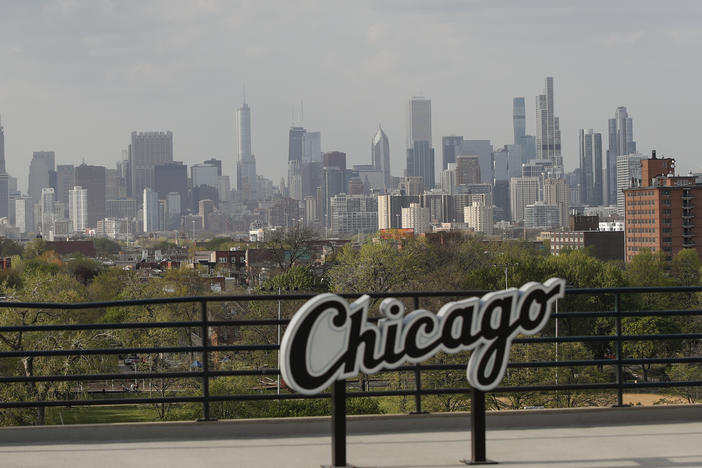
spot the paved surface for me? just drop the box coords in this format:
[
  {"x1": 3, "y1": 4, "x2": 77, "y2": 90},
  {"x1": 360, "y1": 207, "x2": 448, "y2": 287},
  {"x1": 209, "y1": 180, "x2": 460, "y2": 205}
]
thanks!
[{"x1": 2, "y1": 408, "x2": 702, "y2": 467}]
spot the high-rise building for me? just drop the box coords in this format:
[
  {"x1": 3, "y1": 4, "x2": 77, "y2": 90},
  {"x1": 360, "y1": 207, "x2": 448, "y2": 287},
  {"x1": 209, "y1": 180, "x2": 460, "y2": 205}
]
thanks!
[
  {"x1": 623, "y1": 154, "x2": 702, "y2": 262},
  {"x1": 542, "y1": 177, "x2": 569, "y2": 228},
  {"x1": 406, "y1": 141, "x2": 435, "y2": 188},
  {"x1": 288, "y1": 127, "x2": 306, "y2": 162},
  {"x1": 513, "y1": 97, "x2": 526, "y2": 144},
  {"x1": 408, "y1": 97, "x2": 432, "y2": 146},
  {"x1": 525, "y1": 202, "x2": 561, "y2": 229},
  {"x1": 154, "y1": 162, "x2": 187, "y2": 212},
  {"x1": 402, "y1": 202, "x2": 430, "y2": 234},
  {"x1": 236, "y1": 102, "x2": 258, "y2": 201},
  {"x1": 0, "y1": 117, "x2": 5, "y2": 173},
  {"x1": 166, "y1": 192, "x2": 181, "y2": 230},
  {"x1": 442, "y1": 136, "x2": 463, "y2": 171},
  {"x1": 68, "y1": 186, "x2": 88, "y2": 233},
  {"x1": 128, "y1": 131, "x2": 173, "y2": 201},
  {"x1": 287, "y1": 160, "x2": 302, "y2": 201},
  {"x1": 40, "y1": 187, "x2": 55, "y2": 237},
  {"x1": 74, "y1": 164, "x2": 106, "y2": 227},
  {"x1": 606, "y1": 107, "x2": 637, "y2": 205},
  {"x1": 28, "y1": 151, "x2": 56, "y2": 205},
  {"x1": 510, "y1": 176, "x2": 541, "y2": 222},
  {"x1": 535, "y1": 77, "x2": 563, "y2": 169},
  {"x1": 0, "y1": 173, "x2": 8, "y2": 219},
  {"x1": 456, "y1": 155, "x2": 481, "y2": 185},
  {"x1": 616, "y1": 153, "x2": 645, "y2": 215},
  {"x1": 142, "y1": 188, "x2": 160, "y2": 233},
  {"x1": 15, "y1": 196, "x2": 33, "y2": 234},
  {"x1": 460, "y1": 140, "x2": 494, "y2": 185},
  {"x1": 303, "y1": 131, "x2": 322, "y2": 163},
  {"x1": 329, "y1": 194, "x2": 378, "y2": 236},
  {"x1": 204, "y1": 158, "x2": 222, "y2": 177},
  {"x1": 55, "y1": 165, "x2": 75, "y2": 216},
  {"x1": 465, "y1": 195, "x2": 494, "y2": 235},
  {"x1": 377, "y1": 194, "x2": 420, "y2": 229},
  {"x1": 579, "y1": 129, "x2": 604, "y2": 206},
  {"x1": 372, "y1": 126, "x2": 391, "y2": 189},
  {"x1": 192, "y1": 164, "x2": 219, "y2": 189}
]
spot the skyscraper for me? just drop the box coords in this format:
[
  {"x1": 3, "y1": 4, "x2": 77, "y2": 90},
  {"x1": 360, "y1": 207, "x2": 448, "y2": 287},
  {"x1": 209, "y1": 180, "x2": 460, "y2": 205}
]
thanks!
[
  {"x1": 143, "y1": 188, "x2": 160, "y2": 233},
  {"x1": 371, "y1": 125, "x2": 391, "y2": 189},
  {"x1": 513, "y1": 97, "x2": 526, "y2": 145},
  {"x1": 288, "y1": 127, "x2": 306, "y2": 162},
  {"x1": 407, "y1": 97, "x2": 434, "y2": 188},
  {"x1": 154, "y1": 162, "x2": 187, "y2": 212},
  {"x1": 236, "y1": 102, "x2": 257, "y2": 201},
  {"x1": 68, "y1": 186, "x2": 88, "y2": 233},
  {"x1": 128, "y1": 131, "x2": 173, "y2": 201},
  {"x1": 535, "y1": 77, "x2": 562, "y2": 169},
  {"x1": 579, "y1": 129, "x2": 603, "y2": 206},
  {"x1": 442, "y1": 136, "x2": 463, "y2": 171},
  {"x1": 74, "y1": 164, "x2": 106, "y2": 227},
  {"x1": 28, "y1": 151, "x2": 56, "y2": 205},
  {"x1": 55, "y1": 165, "x2": 75, "y2": 217},
  {"x1": 0, "y1": 117, "x2": 5, "y2": 173},
  {"x1": 606, "y1": 107, "x2": 636, "y2": 205}
]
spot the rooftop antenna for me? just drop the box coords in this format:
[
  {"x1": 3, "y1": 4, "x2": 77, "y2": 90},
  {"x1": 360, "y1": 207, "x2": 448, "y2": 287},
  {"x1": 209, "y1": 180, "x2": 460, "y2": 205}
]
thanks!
[
  {"x1": 301, "y1": 100, "x2": 304, "y2": 122},
  {"x1": 242, "y1": 84, "x2": 247, "y2": 105},
  {"x1": 292, "y1": 106, "x2": 296, "y2": 125}
]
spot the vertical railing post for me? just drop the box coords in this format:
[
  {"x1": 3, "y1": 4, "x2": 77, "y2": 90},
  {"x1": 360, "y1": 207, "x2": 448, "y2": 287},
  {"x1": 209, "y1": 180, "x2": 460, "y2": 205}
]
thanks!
[
  {"x1": 615, "y1": 292, "x2": 624, "y2": 407},
  {"x1": 200, "y1": 300, "x2": 211, "y2": 420},
  {"x1": 412, "y1": 295, "x2": 423, "y2": 414},
  {"x1": 331, "y1": 380, "x2": 347, "y2": 467},
  {"x1": 463, "y1": 388, "x2": 495, "y2": 465}
]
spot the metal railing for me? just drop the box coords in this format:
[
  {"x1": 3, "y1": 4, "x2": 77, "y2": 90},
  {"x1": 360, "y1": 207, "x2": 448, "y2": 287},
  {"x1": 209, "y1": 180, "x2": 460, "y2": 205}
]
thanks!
[{"x1": 2, "y1": 286, "x2": 702, "y2": 465}]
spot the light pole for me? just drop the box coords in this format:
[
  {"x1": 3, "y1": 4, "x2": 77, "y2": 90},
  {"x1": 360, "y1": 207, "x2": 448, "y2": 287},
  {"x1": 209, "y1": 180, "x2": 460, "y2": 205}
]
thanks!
[{"x1": 277, "y1": 286, "x2": 281, "y2": 396}]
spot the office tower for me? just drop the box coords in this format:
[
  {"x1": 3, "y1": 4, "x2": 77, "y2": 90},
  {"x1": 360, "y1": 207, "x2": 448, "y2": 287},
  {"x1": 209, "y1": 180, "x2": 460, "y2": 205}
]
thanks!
[
  {"x1": 440, "y1": 163, "x2": 457, "y2": 195},
  {"x1": 0, "y1": 117, "x2": 5, "y2": 173},
  {"x1": 372, "y1": 126, "x2": 391, "y2": 189},
  {"x1": 378, "y1": 194, "x2": 421, "y2": 229},
  {"x1": 154, "y1": 162, "x2": 187, "y2": 212},
  {"x1": 504, "y1": 144, "x2": 523, "y2": 179},
  {"x1": 0, "y1": 173, "x2": 7, "y2": 219},
  {"x1": 513, "y1": 97, "x2": 526, "y2": 145},
  {"x1": 616, "y1": 153, "x2": 645, "y2": 215},
  {"x1": 623, "y1": 154, "x2": 702, "y2": 262},
  {"x1": 204, "y1": 158, "x2": 222, "y2": 177},
  {"x1": 524, "y1": 202, "x2": 561, "y2": 229},
  {"x1": 303, "y1": 131, "x2": 322, "y2": 162},
  {"x1": 510, "y1": 176, "x2": 541, "y2": 222},
  {"x1": 192, "y1": 164, "x2": 219, "y2": 189},
  {"x1": 579, "y1": 129, "x2": 604, "y2": 206},
  {"x1": 55, "y1": 165, "x2": 75, "y2": 216},
  {"x1": 302, "y1": 161, "x2": 322, "y2": 198},
  {"x1": 288, "y1": 127, "x2": 306, "y2": 162},
  {"x1": 606, "y1": 107, "x2": 637, "y2": 205},
  {"x1": 323, "y1": 151, "x2": 347, "y2": 171},
  {"x1": 15, "y1": 196, "x2": 33, "y2": 234},
  {"x1": 198, "y1": 199, "x2": 215, "y2": 231},
  {"x1": 409, "y1": 97, "x2": 432, "y2": 145},
  {"x1": 28, "y1": 151, "x2": 56, "y2": 204},
  {"x1": 218, "y1": 176, "x2": 231, "y2": 202},
  {"x1": 406, "y1": 142, "x2": 435, "y2": 188},
  {"x1": 542, "y1": 177, "x2": 569, "y2": 228},
  {"x1": 166, "y1": 192, "x2": 181, "y2": 230},
  {"x1": 74, "y1": 164, "x2": 106, "y2": 227},
  {"x1": 288, "y1": 160, "x2": 303, "y2": 201},
  {"x1": 105, "y1": 168, "x2": 127, "y2": 200},
  {"x1": 142, "y1": 188, "x2": 159, "y2": 233},
  {"x1": 236, "y1": 101, "x2": 258, "y2": 202},
  {"x1": 456, "y1": 155, "x2": 481, "y2": 185},
  {"x1": 106, "y1": 199, "x2": 137, "y2": 219},
  {"x1": 128, "y1": 131, "x2": 173, "y2": 201},
  {"x1": 40, "y1": 187, "x2": 55, "y2": 237},
  {"x1": 460, "y1": 140, "x2": 494, "y2": 185},
  {"x1": 442, "y1": 136, "x2": 463, "y2": 171},
  {"x1": 68, "y1": 186, "x2": 88, "y2": 233},
  {"x1": 535, "y1": 77, "x2": 563, "y2": 168},
  {"x1": 402, "y1": 202, "x2": 430, "y2": 234},
  {"x1": 329, "y1": 194, "x2": 378, "y2": 236}
]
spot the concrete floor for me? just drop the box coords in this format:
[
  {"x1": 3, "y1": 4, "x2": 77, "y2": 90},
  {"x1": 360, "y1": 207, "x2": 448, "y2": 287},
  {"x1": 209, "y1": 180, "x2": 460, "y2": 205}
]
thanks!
[{"x1": 2, "y1": 407, "x2": 702, "y2": 468}]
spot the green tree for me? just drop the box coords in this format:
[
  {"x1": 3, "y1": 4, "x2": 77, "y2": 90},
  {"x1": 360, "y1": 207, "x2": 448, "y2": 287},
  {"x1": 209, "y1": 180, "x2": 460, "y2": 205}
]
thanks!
[{"x1": 93, "y1": 238, "x2": 121, "y2": 258}]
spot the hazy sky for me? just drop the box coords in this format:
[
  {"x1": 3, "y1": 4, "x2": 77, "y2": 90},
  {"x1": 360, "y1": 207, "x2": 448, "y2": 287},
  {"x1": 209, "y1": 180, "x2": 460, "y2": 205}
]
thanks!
[{"x1": 2, "y1": 0, "x2": 702, "y2": 192}]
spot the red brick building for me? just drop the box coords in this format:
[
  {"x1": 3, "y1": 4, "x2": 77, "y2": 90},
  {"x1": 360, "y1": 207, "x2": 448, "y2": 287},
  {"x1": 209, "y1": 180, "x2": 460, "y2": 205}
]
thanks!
[{"x1": 623, "y1": 155, "x2": 702, "y2": 262}]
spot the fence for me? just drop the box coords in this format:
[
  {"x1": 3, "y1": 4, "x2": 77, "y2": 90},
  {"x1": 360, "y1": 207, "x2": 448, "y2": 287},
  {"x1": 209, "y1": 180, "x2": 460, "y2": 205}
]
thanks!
[{"x1": 2, "y1": 286, "x2": 702, "y2": 465}]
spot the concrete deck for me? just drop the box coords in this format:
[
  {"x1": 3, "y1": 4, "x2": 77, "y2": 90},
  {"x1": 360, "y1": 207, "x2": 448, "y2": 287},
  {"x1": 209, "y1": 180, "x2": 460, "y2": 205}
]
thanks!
[{"x1": 2, "y1": 405, "x2": 701, "y2": 467}]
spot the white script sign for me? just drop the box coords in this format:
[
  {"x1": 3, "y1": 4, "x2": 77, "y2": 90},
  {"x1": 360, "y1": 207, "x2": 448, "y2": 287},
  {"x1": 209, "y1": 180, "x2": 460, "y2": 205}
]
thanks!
[{"x1": 280, "y1": 278, "x2": 565, "y2": 394}]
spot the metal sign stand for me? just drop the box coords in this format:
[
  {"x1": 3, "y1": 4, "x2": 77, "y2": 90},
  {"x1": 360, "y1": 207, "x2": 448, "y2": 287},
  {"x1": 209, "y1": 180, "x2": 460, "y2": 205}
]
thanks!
[
  {"x1": 323, "y1": 380, "x2": 355, "y2": 468},
  {"x1": 461, "y1": 389, "x2": 497, "y2": 465}
]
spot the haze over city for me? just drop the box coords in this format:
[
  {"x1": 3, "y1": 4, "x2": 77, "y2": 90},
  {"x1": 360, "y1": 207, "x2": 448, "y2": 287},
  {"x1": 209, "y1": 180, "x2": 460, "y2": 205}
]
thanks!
[{"x1": 2, "y1": 0, "x2": 702, "y2": 191}]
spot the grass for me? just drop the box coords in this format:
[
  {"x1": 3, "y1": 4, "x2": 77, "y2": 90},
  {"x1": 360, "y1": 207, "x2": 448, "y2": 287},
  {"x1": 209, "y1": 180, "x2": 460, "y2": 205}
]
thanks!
[{"x1": 46, "y1": 403, "x2": 200, "y2": 425}]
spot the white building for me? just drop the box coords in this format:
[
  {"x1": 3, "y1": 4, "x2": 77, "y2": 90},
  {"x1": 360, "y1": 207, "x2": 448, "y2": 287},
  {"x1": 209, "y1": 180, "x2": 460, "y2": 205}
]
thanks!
[
  {"x1": 68, "y1": 186, "x2": 88, "y2": 233},
  {"x1": 329, "y1": 194, "x2": 378, "y2": 236},
  {"x1": 616, "y1": 153, "x2": 645, "y2": 215},
  {"x1": 401, "y1": 202, "x2": 430, "y2": 234},
  {"x1": 542, "y1": 177, "x2": 569, "y2": 228},
  {"x1": 40, "y1": 187, "x2": 55, "y2": 237},
  {"x1": 371, "y1": 126, "x2": 391, "y2": 189},
  {"x1": 15, "y1": 196, "x2": 33, "y2": 234},
  {"x1": 143, "y1": 188, "x2": 160, "y2": 233},
  {"x1": 510, "y1": 176, "x2": 541, "y2": 222},
  {"x1": 465, "y1": 201, "x2": 493, "y2": 235}
]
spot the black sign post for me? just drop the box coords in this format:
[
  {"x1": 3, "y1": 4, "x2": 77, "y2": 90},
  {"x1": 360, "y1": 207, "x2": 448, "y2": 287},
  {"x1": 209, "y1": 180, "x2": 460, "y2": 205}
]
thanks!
[
  {"x1": 463, "y1": 388, "x2": 496, "y2": 465},
  {"x1": 329, "y1": 380, "x2": 348, "y2": 468}
]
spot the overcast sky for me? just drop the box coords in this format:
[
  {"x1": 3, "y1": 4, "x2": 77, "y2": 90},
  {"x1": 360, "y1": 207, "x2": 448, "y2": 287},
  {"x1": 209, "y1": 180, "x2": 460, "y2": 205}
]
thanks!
[{"x1": 2, "y1": 0, "x2": 702, "y2": 192}]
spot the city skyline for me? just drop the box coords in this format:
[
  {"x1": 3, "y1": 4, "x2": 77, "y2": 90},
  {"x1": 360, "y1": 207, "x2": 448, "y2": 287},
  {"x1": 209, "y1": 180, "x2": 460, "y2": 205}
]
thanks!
[{"x1": 2, "y1": 2, "x2": 702, "y2": 192}]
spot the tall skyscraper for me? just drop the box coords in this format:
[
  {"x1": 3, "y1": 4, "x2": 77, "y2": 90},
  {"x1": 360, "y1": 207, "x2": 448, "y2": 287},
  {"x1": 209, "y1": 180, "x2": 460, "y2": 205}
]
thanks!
[
  {"x1": 55, "y1": 165, "x2": 75, "y2": 217},
  {"x1": 579, "y1": 129, "x2": 604, "y2": 206},
  {"x1": 288, "y1": 127, "x2": 306, "y2": 162},
  {"x1": 510, "y1": 176, "x2": 541, "y2": 222},
  {"x1": 74, "y1": 164, "x2": 106, "y2": 227},
  {"x1": 236, "y1": 102, "x2": 257, "y2": 201},
  {"x1": 28, "y1": 151, "x2": 56, "y2": 205},
  {"x1": 128, "y1": 131, "x2": 173, "y2": 201},
  {"x1": 535, "y1": 77, "x2": 563, "y2": 169},
  {"x1": 0, "y1": 117, "x2": 5, "y2": 173},
  {"x1": 460, "y1": 140, "x2": 494, "y2": 185},
  {"x1": 303, "y1": 131, "x2": 322, "y2": 162},
  {"x1": 442, "y1": 136, "x2": 463, "y2": 171},
  {"x1": 154, "y1": 162, "x2": 187, "y2": 212},
  {"x1": 143, "y1": 188, "x2": 160, "y2": 233},
  {"x1": 68, "y1": 186, "x2": 88, "y2": 233},
  {"x1": 616, "y1": 153, "x2": 645, "y2": 215},
  {"x1": 40, "y1": 187, "x2": 55, "y2": 237},
  {"x1": 606, "y1": 107, "x2": 636, "y2": 205},
  {"x1": 407, "y1": 97, "x2": 434, "y2": 188},
  {"x1": 513, "y1": 97, "x2": 526, "y2": 144},
  {"x1": 408, "y1": 97, "x2": 432, "y2": 146},
  {"x1": 15, "y1": 196, "x2": 33, "y2": 234},
  {"x1": 371, "y1": 125, "x2": 391, "y2": 189}
]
